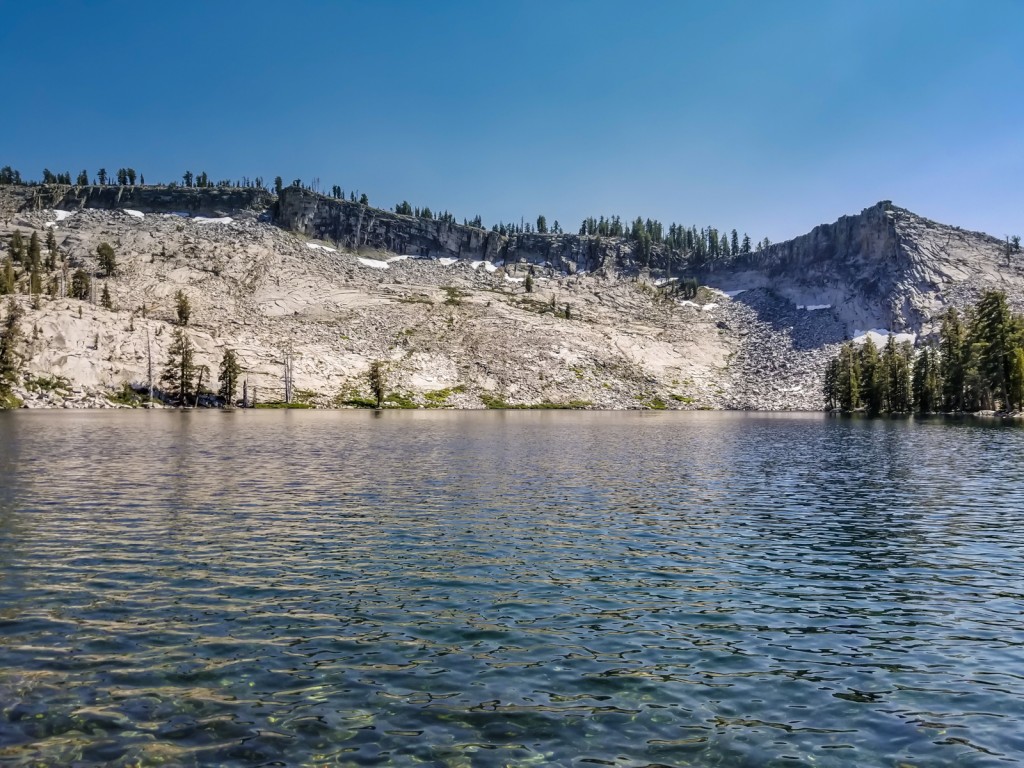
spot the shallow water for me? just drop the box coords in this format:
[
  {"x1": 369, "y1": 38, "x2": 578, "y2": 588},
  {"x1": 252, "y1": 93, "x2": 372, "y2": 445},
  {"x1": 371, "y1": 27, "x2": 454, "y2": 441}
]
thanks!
[{"x1": 1, "y1": 410, "x2": 1023, "y2": 767}]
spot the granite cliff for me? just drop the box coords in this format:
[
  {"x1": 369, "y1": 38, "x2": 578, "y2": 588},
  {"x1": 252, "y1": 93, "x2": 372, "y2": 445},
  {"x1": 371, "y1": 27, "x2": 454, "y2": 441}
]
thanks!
[{"x1": 1, "y1": 184, "x2": 1020, "y2": 410}]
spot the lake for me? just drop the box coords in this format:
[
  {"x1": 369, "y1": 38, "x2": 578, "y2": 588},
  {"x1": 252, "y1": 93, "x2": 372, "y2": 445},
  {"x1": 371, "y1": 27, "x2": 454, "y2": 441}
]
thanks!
[{"x1": 1, "y1": 411, "x2": 1023, "y2": 767}]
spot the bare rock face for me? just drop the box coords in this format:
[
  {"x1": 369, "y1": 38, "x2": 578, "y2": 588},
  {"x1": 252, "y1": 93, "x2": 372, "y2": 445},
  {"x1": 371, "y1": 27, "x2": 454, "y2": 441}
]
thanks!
[
  {"x1": 275, "y1": 188, "x2": 675, "y2": 276},
  {"x1": 701, "y1": 201, "x2": 1024, "y2": 334}
]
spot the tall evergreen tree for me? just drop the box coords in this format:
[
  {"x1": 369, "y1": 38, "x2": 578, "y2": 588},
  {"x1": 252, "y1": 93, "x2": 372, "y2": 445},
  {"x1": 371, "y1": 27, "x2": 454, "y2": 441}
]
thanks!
[
  {"x1": 1, "y1": 256, "x2": 14, "y2": 294},
  {"x1": 161, "y1": 328, "x2": 196, "y2": 404},
  {"x1": 1009, "y1": 348, "x2": 1024, "y2": 412},
  {"x1": 970, "y1": 290, "x2": 1018, "y2": 410},
  {"x1": 0, "y1": 299, "x2": 23, "y2": 406},
  {"x1": 939, "y1": 307, "x2": 966, "y2": 411},
  {"x1": 96, "y1": 242, "x2": 116, "y2": 276},
  {"x1": 859, "y1": 336, "x2": 884, "y2": 415},
  {"x1": 70, "y1": 268, "x2": 91, "y2": 300},
  {"x1": 218, "y1": 348, "x2": 242, "y2": 403},
  {"x1": 175, "y1": 290, "x2": 191, "y2": 326},
  {"x1": 837, "y1": 342, "x2": 860, "y2": 411},
  {"x1": 912, "y1": 346, "x2": 942, "y2": 413}
]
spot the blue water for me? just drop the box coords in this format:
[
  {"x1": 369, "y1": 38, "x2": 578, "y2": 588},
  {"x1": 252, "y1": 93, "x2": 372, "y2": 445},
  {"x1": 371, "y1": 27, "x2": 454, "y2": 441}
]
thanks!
[{"x1": 1, "y1": 411, "x2": 1023, "y2": 766}]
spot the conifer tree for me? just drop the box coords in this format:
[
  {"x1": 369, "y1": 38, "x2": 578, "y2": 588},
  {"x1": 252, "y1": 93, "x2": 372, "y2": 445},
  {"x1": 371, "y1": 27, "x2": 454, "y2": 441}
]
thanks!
[
  {"x1": 96, "y1": 242, "x2": 116, "y2": 276},
  {"x1": 0, "y1": 257, "x2": 13, "y2": 295},
  {"x1": 912, "y1": 346, "x2": 942, "y2": 413},
  {"x1": 1009, "y1": 348, "x2": 1024, "y2": 412},
  {"x1": 970, "y1": 290, "x2": 1017, "y2": 410},
  {"x1": 175, "y1": 290, "x2": 191, "y2": 326},
  {"x1": 27, "y1": 232, "x2": 41, "y2": 271},
  {"x1": 0, "y1": 299, "x2": 23, "y2": 407},
  {"x1": 100, "y1": 283, "x2": 113, "y2": 310},
  {"x1": 369, "y1": 360, "x2": 386, "y2": 408},
  {"x1": 837, "y1": 342, "x2": 859, "y2": 411},
  {"x1": 822, "y1": 357, "x2": 840, "y2": 409},
  {"x1": 218, "y1": 348, "x2": 241, "y2": 403},
  {"x1": 10, "y1": 231, "x2": 23, "y2": 262},
  {"x1": 161, "y1": 328, "x2": 196, "y2": 404},
  {"x1": 939, "y1": 307, "x2": 966, "y2": 411},
  {"x1": 70, "y1": 268, "x2": 91, "y2": 300},
  {"x1": 859, "y1": 336, "x2": 883, "y2": 415}
]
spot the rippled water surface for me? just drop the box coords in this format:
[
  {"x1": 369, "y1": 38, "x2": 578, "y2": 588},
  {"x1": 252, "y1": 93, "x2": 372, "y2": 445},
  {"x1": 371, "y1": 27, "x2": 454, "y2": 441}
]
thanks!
[{"x1": 1, "y1": 411, "x2": 1024, "y2": 767}]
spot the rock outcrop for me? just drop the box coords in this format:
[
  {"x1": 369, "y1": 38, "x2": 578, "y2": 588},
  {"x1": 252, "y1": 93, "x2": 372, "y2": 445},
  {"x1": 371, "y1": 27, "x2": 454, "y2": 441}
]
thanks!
[
  {"x1": 701, "y1": 201, "x2": 1023, "y2": 334},
  {"x1": 2, "y1": 184, "x2": 272, "y2": 220},
  {"x1": 275, "y1": 187, "x2": 679, "y2": 276}
]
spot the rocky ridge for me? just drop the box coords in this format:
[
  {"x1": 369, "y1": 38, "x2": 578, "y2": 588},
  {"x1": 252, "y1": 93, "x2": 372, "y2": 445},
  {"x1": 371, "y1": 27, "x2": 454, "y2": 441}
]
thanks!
[{"x1": 1, "y1": 187, "x2": 1019, "y2": 410}]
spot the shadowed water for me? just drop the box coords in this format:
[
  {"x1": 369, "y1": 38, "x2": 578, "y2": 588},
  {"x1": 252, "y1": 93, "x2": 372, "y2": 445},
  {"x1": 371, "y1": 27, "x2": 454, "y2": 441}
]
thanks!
[{"x1": 1, "y1": 411, "x2": 1023, "y2": 767}]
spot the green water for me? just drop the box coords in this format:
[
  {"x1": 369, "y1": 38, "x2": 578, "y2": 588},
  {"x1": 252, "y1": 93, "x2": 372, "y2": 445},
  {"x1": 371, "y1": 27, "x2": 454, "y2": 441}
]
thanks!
[{"x1": 1, "y1": 411, "x2": 1022, "y2": 766}]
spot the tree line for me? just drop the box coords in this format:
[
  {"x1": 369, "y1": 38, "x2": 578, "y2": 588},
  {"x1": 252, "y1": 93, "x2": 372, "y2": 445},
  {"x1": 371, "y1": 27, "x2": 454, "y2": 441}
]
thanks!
[{"x1": 823, "y1": 290, "x2": 1024, "y2": 414}]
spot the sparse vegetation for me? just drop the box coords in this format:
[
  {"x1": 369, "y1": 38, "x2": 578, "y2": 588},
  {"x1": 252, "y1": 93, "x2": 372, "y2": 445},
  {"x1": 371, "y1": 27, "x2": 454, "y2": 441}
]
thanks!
[
  {"x1": 442, "y1": 286, "x2": 467, "y2": 306},
  {"x1": 423, "y1": 384, "x2": 466, "y2": 407},
  {"x1": 480, "y1": 393, "x2": 592, "y2": 409}
]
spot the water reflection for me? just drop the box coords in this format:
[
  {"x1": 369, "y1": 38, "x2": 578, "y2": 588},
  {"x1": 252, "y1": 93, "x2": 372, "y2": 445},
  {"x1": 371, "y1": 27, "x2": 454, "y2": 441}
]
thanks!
[{"x1": 1, "y1": 411, "x2": 1023, "y2": 766}]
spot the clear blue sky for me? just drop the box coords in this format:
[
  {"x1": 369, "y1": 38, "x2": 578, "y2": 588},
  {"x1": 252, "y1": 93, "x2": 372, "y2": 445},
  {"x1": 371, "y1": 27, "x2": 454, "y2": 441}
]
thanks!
[{"x1": 2, "y1": 0, "x2": 1022, "y2": 242}]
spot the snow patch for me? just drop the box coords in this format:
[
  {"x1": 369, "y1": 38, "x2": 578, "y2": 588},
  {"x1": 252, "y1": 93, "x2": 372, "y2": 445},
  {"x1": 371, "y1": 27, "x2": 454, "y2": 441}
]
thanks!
[
  {"x1": 192, "y1": 216, "x2": 233, "y2": 225},
  {"x1": 470, "y1": 261, "x2": 498, "y2": 273},
  {"x1": 437, "y1": 257, "x2": 458, "y2": 266},
  {"x1": 724, "y1": 289, "x2": 746, "y2": 297},
  {"x1": 854, "y1": 328, "x2": 917, "y2": 346},
  {"x1": 679, "y1": 300, "x2": 700, "y2": 308},
  {"x1": 701, "y1": 303, "x2": 719, "y2": 312},
  {"x1": 123, "y1": 209, "x2": 144, "y2": 219},
  {"x1": 53, "y1": 210, "x2": 74, "y2": 221},
  {"x1": 653, "y1": 277, "x2": 678, "y2": 287},
  {"x1": 386, "y1": 254, "x2": 412, "y2": 263},
  {"x1": 357, "y1": 257, "x2": 389, "y2": 270},
  {"x1": 306, "y1": 242, "x2": 337, "y2": 253},
  {"x1": 804, "y1": 304, "x2": 831, "y2": 311},
  {"x1": 505, "y1": 275, "x2": 525, "y2": 284}
]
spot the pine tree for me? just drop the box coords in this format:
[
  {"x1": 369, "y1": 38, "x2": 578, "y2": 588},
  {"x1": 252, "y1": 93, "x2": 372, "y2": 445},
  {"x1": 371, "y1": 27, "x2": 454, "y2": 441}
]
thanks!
[
  {"x1": 911, "y1": 346, "x2": 943, "y2": 414},
  {"x1": 218, "y1": 348, "x2": 241, "y2": 403},
  {"x1": 369, "y1": 360, "x2": 386, "y2": 408},
  {"x1": 536, "y1": 215, "x2": 548, "y2": 234},
  {"x1": 28, "y1": 232, "x2": 41, "y2": 270},
  {"x1": 161, "y1": 328, "x2": 196, "y2": 404},
  {"x1": 76, "y1": 170, "x2": 89, "y2": 186},
  {"x1": 939, "y1": 307, "x2": 966, "y2": 411},
  {"x1": 10, "y1": 231, "x2": 23, "y2": 262},
  {"x1": 97, "y1": 168, "x2": 108, "y2": 185},
  {"x1": 70, "y1": 268, "x2": 91, "y2": 300},
  {"x1": 970, "y1": 290, "x2": 1018, "y2": 410},
  {"x1": 859, "y1": 336, "x2": 884, "y2": 415},
  {"x1": 175, "y1": 290, "x2": 191, "y2": 326},
  {"x1": 0, "y1": 299, "x2": 23, "y2": 407},
  {"x1": 100, "y1": 283, "x2": 113, "y2": 310},
  {"x1": 822, "y1": 357, "x2": 840, "y2": 410},
  {"x1": 1, "y1": 257, "x2": 13, "y2": 294},
  {"x1": 1008, "y1": 347, "x2": 1024, "y2": 412},
  {"x1": 96, "y1": 242, "x2": 116, "y2": 276},
  {"x1": 837, "y1": 342, "x2": 860, "y2": 411}
]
